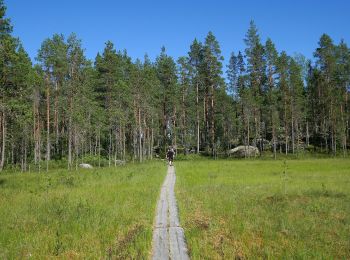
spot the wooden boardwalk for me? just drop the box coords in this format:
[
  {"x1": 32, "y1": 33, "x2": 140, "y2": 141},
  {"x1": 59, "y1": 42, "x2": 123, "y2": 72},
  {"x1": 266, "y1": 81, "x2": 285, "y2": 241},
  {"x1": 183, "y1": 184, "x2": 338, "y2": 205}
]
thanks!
[{"x1": 152, "y1": 166, "x2": 189, "y2": 260}]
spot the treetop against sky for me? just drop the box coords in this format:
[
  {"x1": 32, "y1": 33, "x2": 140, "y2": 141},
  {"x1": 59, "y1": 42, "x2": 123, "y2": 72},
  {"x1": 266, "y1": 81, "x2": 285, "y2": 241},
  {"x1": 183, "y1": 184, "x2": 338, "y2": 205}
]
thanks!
[{"x1": 7, "y1": 0, "x2": 350, "y2": 63}]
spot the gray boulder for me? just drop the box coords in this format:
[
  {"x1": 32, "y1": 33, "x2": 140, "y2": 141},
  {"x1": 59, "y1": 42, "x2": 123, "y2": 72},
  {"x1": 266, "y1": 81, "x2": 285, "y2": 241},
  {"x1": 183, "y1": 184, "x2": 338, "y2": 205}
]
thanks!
[
  {"x1": 79, "y1": 163, "x2": 93, "y2": 169},
  {"x1": 228, "y1": 145, "x2": 260, "y2": 158},
  {"x1": 115, "y1": 160, "x2": 126, "y2": 166}
]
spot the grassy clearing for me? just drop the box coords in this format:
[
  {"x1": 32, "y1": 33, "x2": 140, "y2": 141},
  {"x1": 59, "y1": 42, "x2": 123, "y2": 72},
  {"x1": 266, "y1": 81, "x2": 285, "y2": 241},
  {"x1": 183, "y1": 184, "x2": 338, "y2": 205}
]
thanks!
[
  {"x1": 176, "y1": 158, "x2": 350, "y2": 259},
  {"x1": 0, "y1": 161, "x2": 165, "y2": 259}
]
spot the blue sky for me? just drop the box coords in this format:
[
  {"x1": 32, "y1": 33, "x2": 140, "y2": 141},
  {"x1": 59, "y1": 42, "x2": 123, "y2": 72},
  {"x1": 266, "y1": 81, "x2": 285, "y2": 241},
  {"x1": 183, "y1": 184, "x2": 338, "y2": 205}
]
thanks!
[{"x1": 6, "y1": 0, "x2": 350, "y2": 66}]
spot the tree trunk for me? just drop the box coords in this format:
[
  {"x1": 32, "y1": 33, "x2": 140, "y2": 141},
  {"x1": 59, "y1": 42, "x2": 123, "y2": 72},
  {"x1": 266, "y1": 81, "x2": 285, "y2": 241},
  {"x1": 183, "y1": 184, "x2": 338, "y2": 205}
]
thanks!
[
  {"x1": 74, "y1": 127, "x2": 78, "y2": 171},
  {"x1": 181, "y1": 81, "x2": 186, "y2": 148},
  {"x1": 123, "y1": 125, "x2": 126, "y2": 161},
  {"x1": 173, "y1": 105, "x2": 177, "y2": 148},
  {"x1": 68, "y1": 116, "x2": 72, "y2": 170},
  {"x1": 0, "y1": 112, "x2": 6, "y2": 171},
  {"x1": 272, "y1": 122, "x2": 276, "y2": 159},
  {"x1": 68, "y1": 96, "x2": 73, "y2": 170},
  {"x1": 54, "y1": 81, "x2": 59, "y2": 157},
  {"x1": 46, "y1": 83, "x2": 50, "y2": 172},
  {"x1": 139, "y1": 107, "x2": 142, "y2": 163},
  {"x1": 109, "y1": 130, "x2": 112, "y2": 167},
  {"x1": 114, "y1": 128, "x2": 118, "y2": 167},
  {"x1": 306, "y1": 121, "x2": 310, "y2": 147},
  {"x1": 151, "y1": 118, "x2": 154, "y2": 160},
  {"x1": 196, "y1": 83, "x2": 200, "y2": 154},
  {"x1": 284, "y1": 95, "x2": 288, "y2": 155},
  {"x1": 341, "y1": 104, "x2": 347, "y2": 157},
  {"x1": 210, "y1": 85, "x2": 215, "y2": 157},
  {"x1": 291, "y1": 117, "x2": 295, "y2": 154},
  {"x1": 247, "y1": 113, "x2": 250, "y2": 158},
  {"x1": 98, "y1": 128, "x2": 101, "y2": 168}
]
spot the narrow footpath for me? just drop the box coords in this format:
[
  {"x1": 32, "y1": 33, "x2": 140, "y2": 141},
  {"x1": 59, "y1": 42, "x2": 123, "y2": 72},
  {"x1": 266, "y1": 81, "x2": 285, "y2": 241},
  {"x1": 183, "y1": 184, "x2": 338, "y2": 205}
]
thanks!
[{"x1": 151, "y1": 166, "x2": 189, "y2": 260}]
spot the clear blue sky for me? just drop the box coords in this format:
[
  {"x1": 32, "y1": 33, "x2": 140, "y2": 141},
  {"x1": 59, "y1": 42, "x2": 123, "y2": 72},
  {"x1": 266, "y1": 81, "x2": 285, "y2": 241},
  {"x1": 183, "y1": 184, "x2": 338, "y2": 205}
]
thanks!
[{"x1": 6, "y1": 0, "x2": 350, "y2": 66}]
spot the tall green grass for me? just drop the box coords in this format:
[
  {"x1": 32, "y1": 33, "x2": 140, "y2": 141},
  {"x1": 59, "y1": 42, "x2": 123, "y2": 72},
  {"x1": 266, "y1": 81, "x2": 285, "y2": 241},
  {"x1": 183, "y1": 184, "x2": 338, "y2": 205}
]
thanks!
[
  {"x1": 176, "y1": 158, "x2": 350, "y2": 259},
  {"x1": 0, "y1": 161, "x2": 165, "y2": 259}
]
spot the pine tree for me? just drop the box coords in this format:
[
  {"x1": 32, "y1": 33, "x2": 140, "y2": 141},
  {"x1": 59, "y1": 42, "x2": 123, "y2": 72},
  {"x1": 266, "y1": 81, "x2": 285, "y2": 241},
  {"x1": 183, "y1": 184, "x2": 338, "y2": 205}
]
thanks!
[
  {"x1": 0, "y1": 1, "x2": 33, "y2": 171},
  {"x1": 202, "y1": 31, "x2": 224, "y2": 156},
  {"x1": 277, "y1": 51, "x2": 290, "y2": 154},
  {"x1": 289, "y1": 57, "x2": 306, "y2": 154},
  {"x1": 264, "y1": 38, "x2": 279, "y2": 157},
  {"x1": 156, "y1": 47, "x2": 178, "y2": 152},
  {"x1": 314, "y1": 34, "x2": 337, "y2": 153},
  {"x1": 188, "y1": 38, "x2": 204, "y2": 153},
  {"x1": 244, "y1": 21, "x2": 266, "y2": 151},
  {"x1": 177, "y1": 56, "x2": 192, "y2": 151}
]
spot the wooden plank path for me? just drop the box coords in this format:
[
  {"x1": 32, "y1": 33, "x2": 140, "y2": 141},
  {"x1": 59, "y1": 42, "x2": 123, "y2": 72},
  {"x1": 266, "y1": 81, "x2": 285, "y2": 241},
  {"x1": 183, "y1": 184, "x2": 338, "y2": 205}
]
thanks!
[{"x1": 152, "y1": 166, "x2": 189, "y2": 260}]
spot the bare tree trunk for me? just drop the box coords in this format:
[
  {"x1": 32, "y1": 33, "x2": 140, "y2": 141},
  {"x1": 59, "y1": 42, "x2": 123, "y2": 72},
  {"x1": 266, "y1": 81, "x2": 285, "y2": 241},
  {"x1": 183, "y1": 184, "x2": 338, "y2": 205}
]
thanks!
[
  {"x1": 114, "y1": 128, "x2": 118, "y2": 167},
  {"x1": 38, "y1": 120, "x2": 42, "y2": 173},
  {"x1": 54, "y1": 81, "x2": 59, "y2": 157},
  {"x1": 139, "y1": 108, "x2": 142, "y2": 163},
  {"x1": 163, "y1": 100, "x2": 167, "y2": 152},
  {"x1": 68, "y1": 94, "x2": 73, "y2": 170},
  {"x1": 341, "y1": 104, "x2": 347, "y2": 157},
  {"x1": 296, "y1": 121, "x2": 300, "y2": 155},
  {"x1": 98, "y1": 128, "x2": 101, "y2": 168},
  {"x1": 133, "y1": 130, "x2": 137, "y2": 163},
  {"x1": 33, "y1": 95, "x2": 37, "y2": 164},
  {"x1": 33, "y1": 91, "x2": 41, "y2": 166},
  {"x1": 306, "y1": 121, "x2": 310, "y2": 147},
  {"x1": 254, "y1": 109, "x2": 258, "y2": 148},
  {"x1": 68, "y1": 116, "x2": 72, "y2": 170},
  {"x1": 284, "y1": 96, "x2": 288, "y2": 155},
  {"x1": 204, "y1": 95, "x2": 207, "y2": 147},
  {"x1": 11, "y1": 143, "x2": 14, "y2": 166},
  {"x1": 144, "y1": 117, "x2": 150, "y2": 160},
  {"x1": 346, "y1": 91, "x2": 349, "y2": 155},
  {"x1": 173, "y1": 105, "x2": 177, "y2": 148},
  {"x1": 196, "y1": 83, "x2": 200, "y2": 153},
  {"x1": 210, "y1": 85, "x2": 215, "y2": 157},
  {"x1": 272, "y1": 124, "x2": 277, "y2": 159},
  {"x1": 247, "y1": 113, "x2": 250, "y2": 158},
  {"x1": 75, "y1": 128, "x2": 79, "y2": 171},
  {"x1": 25, "y1": 136, "x2": 27, "y2": 172},
  {"x1": 151, "y1": 118, "x2": 154, "y2": 160},
  {"x1": 181, "y1": 81, "x2": 186, "y2": 148},
  {"x1": 0, "y1": 112, "x2": 5, "y2": 171},
  {"x1": 21, "y1": 137, "x2": 24, "y2": 172},
  {"x1": 123, "y1": 125, "x2": 126, "y2": 161},
  {"x1": 94, "y1": 133, "x2": 98, "y2": 156},
  {"x1": 46, "y1": 84, "x2": 50, "y2": 172},
  {"x1": 148, "y1": 127, "x2": 151, "y2": 159},
  {"x1": 109, "y1": 130, "x2": 112, "y2": 167},
  {"x1": 291, "y1": 118, "x2": 295, "y2": 154}
]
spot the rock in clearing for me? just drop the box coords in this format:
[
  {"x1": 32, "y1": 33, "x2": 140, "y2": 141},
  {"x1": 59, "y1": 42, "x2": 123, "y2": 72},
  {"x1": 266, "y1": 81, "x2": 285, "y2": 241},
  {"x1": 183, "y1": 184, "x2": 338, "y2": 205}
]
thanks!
[
  {"x1": 228, "y1": 145, "x2": 260, "y2": 158},
  {"x1": 115, "y1": 160, "x2": 126, "y2": 165},
  {"x1": 79, "y1": 163, "x2": 93, "y2": 169}
]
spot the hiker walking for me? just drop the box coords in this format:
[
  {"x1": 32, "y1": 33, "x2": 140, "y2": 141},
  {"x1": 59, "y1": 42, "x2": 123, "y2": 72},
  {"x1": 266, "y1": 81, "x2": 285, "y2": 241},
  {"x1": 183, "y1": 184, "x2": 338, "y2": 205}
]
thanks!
[{"x1": 166, "y1": 147, "x2": 175, "y2": 166}]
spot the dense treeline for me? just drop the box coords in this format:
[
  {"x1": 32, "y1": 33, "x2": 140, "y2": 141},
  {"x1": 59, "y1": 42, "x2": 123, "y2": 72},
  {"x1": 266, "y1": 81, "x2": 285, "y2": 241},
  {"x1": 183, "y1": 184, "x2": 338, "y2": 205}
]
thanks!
[{"x1": 0, "y1": 2, "x2": 349, "y2": 171}]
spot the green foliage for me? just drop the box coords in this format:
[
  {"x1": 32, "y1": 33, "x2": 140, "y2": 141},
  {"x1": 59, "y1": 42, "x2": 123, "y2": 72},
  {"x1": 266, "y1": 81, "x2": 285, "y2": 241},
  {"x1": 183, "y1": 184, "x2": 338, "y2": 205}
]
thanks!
[
  {"x1": 0, "y1": 161, "x2": 165, "y2": 258},
  {"x1": 0, "y1": 0, "x2": 349, "y2": 172},
  {"x1": 176, "y1": 159, "x2": 350, "y2": 259}
]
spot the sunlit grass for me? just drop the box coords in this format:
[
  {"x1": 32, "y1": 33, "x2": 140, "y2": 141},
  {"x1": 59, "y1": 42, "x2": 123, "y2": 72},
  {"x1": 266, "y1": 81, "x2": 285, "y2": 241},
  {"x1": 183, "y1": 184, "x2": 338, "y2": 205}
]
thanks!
[
  {"x1": 0, "y1": 161, "x2": 165, "y2": 259},
  {"x1": 176, "y1": 158, "x2": 350, "y2": 259}
]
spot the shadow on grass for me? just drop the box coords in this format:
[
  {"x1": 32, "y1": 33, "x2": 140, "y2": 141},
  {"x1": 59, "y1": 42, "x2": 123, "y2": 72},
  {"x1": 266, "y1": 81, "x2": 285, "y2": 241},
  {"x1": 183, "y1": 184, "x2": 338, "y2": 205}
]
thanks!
[
  {"x1": 305, "y1": 190, "x2": 347, "y2": 198},
  {"x1": 264, "y1": 190, "x2": 347, "y2": 206}
]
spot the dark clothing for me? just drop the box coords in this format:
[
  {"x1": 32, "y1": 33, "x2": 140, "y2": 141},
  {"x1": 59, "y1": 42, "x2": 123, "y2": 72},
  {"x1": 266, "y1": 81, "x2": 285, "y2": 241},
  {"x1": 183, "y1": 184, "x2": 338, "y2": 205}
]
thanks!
[{"x1": 166, "y1": 150, "x2": 174, "y2": 160}]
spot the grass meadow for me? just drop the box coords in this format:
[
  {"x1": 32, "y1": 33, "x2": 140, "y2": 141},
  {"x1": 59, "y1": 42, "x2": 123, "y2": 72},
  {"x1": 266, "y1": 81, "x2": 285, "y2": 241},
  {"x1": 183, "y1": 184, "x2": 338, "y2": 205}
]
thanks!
[
  {"x1": 0, "y1": 161, "x2": 165, "y2": 259},
  {"x1": 175, "y1": 158, "x2": 350, "y2": 259},
  {"x1": 1, "y1": 157, "x2": 349, "y2": 259}
]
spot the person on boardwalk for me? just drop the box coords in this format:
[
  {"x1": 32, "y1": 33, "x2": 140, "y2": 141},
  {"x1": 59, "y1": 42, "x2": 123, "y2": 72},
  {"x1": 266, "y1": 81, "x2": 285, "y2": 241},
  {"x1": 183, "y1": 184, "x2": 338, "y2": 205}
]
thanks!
[{"x1": 166, "y1": 147, "x2": 175, "y2": 166}]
